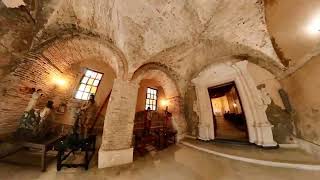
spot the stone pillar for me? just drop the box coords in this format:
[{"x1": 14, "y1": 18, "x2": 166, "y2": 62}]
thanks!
[
  {"x1": 98, "y1": 79, "x2": 139, "y2": 168},
  {"x1": 168, "y1": 96, "x2": 187, "y2": 141},
  {"x1": 194, "y1": 85, "x2": 215, "y2": 141}
]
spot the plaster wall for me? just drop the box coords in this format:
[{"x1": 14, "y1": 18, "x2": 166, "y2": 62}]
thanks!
[
  {"x1": 281, "y1": 55, "x2": 320, "y2": 145},
  {"x1": 264, "y1": 0, "x2": 320, "y2": 66}
]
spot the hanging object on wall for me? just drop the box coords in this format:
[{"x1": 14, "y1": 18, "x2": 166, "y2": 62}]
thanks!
[
  {"x1": 57, "y1": 102, "x2": 67, "y2": 114},
  {"x1": 19, "y1": 87, "x2": 35, "y2": 94}
]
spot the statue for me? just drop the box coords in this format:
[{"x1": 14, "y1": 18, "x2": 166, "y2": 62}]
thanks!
[
  {"x1": 16, "y1": 100, "x2": 54, "y2": 140},
  {"x1": 78, "y1": 94, "x2": 97, "y2": 138},
  {"x1": 258, "y1": 87, "x2": 272, "y2": 110},
  {"x1": 25, "y1": 89, "x2": 43, "y2": 112},
  {"x1": 38, "y1": 100, "x2": 54, "y2": 134}
]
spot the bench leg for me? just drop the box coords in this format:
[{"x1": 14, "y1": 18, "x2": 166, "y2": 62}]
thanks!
[{"x1": 41, "y1": 147, "x2": 47, "y2": 172}]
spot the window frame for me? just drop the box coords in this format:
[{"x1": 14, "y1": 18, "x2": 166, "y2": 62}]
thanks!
[
  {"x1": 74, "y1": 68, "x2": 104, "y2": 100},
  {"x1": 145, "y1": 87, "x2": 158, "y2": 111}
]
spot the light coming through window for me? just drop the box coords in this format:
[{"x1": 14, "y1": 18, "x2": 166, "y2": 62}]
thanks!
[
  {"x1": 145, "y1": 87, "x2": 158, "y2": 110},
  {"x1": 75, "y1": 69, "x2": 103, "y2": 100}
]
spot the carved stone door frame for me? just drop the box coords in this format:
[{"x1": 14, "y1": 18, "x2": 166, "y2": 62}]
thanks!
[{"x1": 192, "y1": 61, "x2": 277, "y2": 147}]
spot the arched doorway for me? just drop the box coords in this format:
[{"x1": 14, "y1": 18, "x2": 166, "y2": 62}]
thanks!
[
  {"x1": 131, "y1": 66, "x2": 187, "y2": 139},
  {"x1": 192, "y1": 60, "x2": 278, "y2": 147},
  {"x1": 24, "y1": 35, "x2": 132, "y2": 169}
]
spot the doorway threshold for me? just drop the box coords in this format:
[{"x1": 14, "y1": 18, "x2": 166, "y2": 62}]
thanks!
[{"x1": 212, "y1": 139, "x2": 251, "y2": 146}]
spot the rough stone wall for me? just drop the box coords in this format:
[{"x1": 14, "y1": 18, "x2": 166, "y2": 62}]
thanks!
[{"x1": 281, "y1": 55, "x2": 320, "y2": 145}]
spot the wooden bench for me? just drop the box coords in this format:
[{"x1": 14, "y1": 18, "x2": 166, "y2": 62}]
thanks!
[{"x1": 12, "y1": 135, "x2": 64, "y2": 171}]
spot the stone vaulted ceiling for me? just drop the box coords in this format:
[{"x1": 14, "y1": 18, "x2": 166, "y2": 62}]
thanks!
[{"x1": 30, "y1": 0, "x2": 283, "y2": 78}]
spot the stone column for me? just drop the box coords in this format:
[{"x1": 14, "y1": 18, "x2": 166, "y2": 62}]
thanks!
[
  {"x1": 98, "y1": 79, "x2": 139, "y2": 168},
  {"x1": 168, "y1": 96, "x2": 187, "y2": 141}
]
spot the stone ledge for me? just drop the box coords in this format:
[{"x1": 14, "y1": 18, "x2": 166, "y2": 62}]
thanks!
[{"x1": 98, "y1": 148, "x2": 133, "y2": 169}]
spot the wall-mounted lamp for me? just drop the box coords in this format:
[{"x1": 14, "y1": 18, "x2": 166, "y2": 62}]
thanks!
[
  {"x1": 53, "y1": 75, "x2": 68, "y2": 88},
  {"x1": 233, "y1": 103, "x2": 237, "y2": 108},
  {"x1": 161, "y1": 99, "x2": 169, "y2": 111}
]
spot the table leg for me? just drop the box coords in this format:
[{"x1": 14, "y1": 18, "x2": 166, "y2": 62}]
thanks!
[
  {"x1": 57, "y1": 150, "x2": 63, "y2": 171},
  {"x1": 41, "y1": 147, "x2": 47, "y2": 172}
]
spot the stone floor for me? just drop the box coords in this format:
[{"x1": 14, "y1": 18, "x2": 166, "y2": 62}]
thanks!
[
  {"x1": 1, "y1": 144, "x2": 320, "y2": 180},
  {"x1": 182, "y1": 138, "x2": 320, "y2": 164}
]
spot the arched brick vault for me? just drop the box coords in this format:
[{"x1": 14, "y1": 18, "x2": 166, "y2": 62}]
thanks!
[
  {"x1": 29, "y1": 33, "x2": 128, "y2": 80},
  {"x1": 131, "y1": 63, "x2": 187, "y2": 138}
]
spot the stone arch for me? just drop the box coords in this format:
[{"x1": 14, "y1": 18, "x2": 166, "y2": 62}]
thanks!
[
  {"x1": 0, "y1": 32, "x2": 129, "y2": 134},
  {"x1": 181, "y1": 37, "x2": 286, "y2": 83},
  {"x1": 30, "y1": 32, "x2": 128, "y2": 80},
  {"x1": 188, "y1": 55, "x2": 285, "y2": 83},
  {"x1": 131, "y1": 62, "x2": 182, "y2": 97},
  {"x1": 131, "y1": 63, "x2": 187, "y2": 140}
]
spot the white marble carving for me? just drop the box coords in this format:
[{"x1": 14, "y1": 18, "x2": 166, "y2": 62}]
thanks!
[{"x1": 192, "y1": 61, "x2": 277, "y2": 147}]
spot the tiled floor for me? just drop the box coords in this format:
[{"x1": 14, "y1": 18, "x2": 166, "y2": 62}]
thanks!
[{"x1": 1, "y1": 144, "x2": 320, "y2": 180}]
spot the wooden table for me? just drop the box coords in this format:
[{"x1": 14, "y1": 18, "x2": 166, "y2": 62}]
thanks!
[{"x1": 14, "y1": 136, "x2": 64, "y2": 171}]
